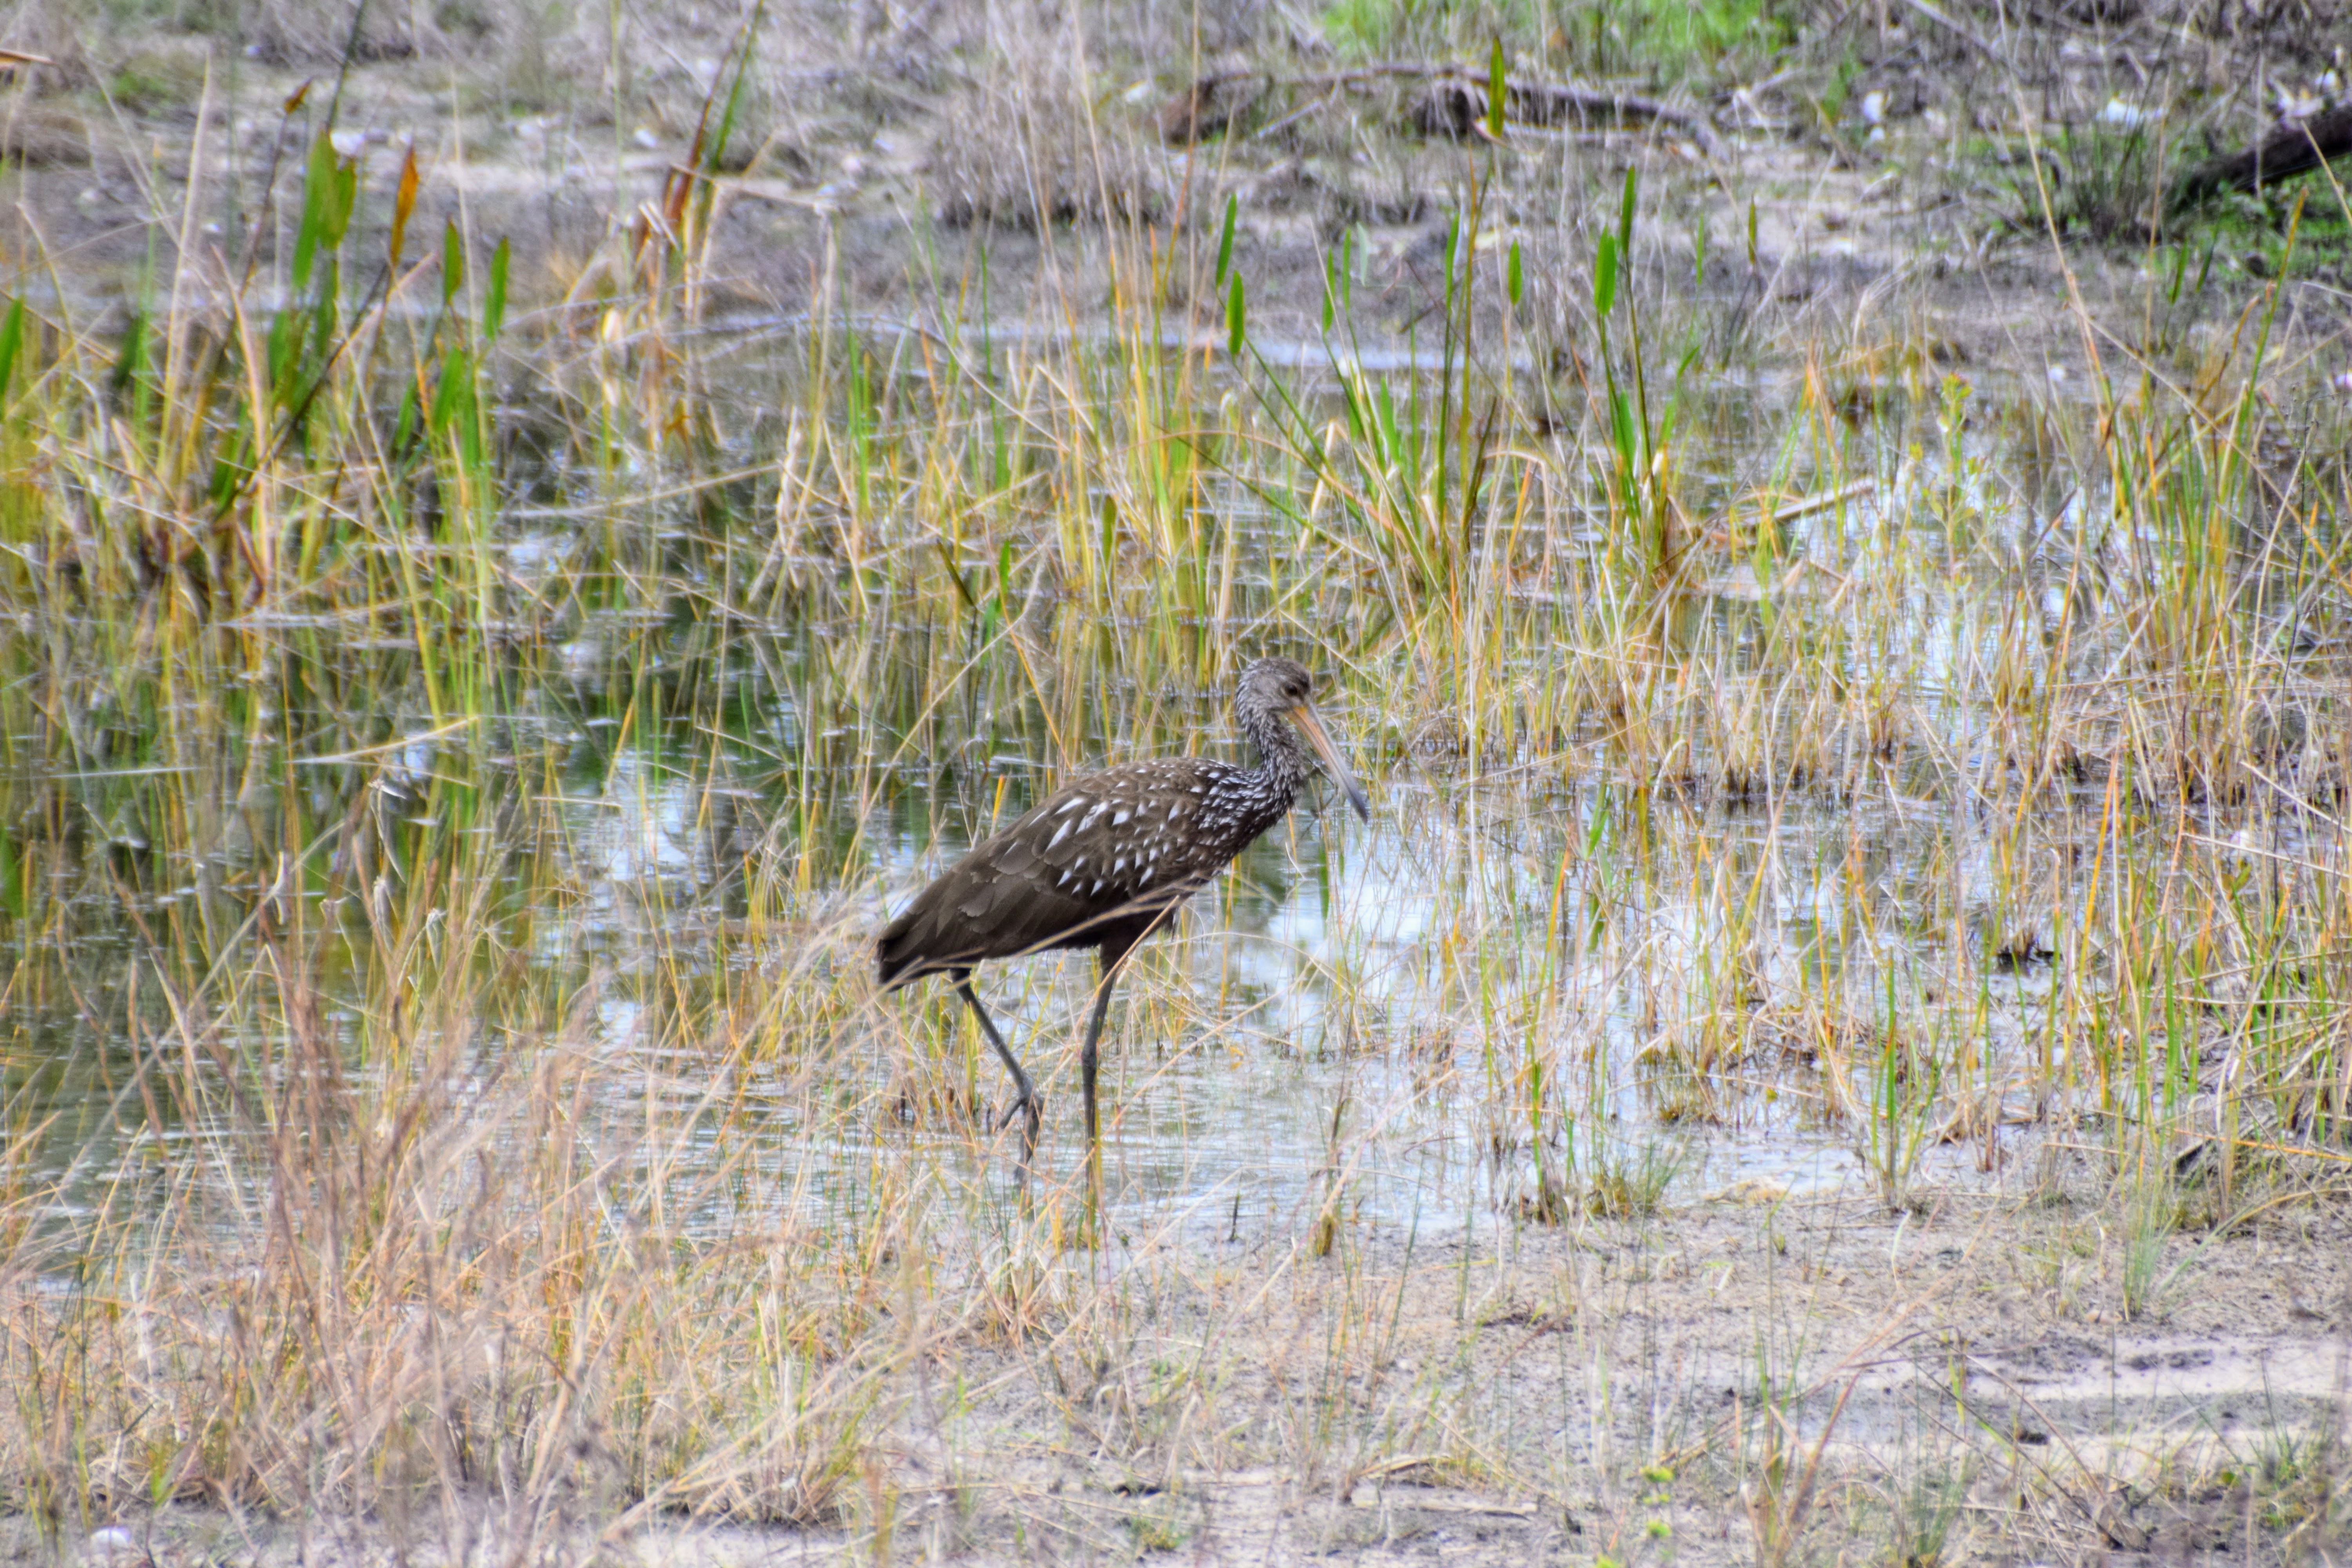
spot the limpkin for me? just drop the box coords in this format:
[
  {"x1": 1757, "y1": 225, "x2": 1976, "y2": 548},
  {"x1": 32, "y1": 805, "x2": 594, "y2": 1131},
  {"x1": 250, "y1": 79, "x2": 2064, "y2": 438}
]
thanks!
[{"x1": 877, "y1": 657, "x2": 1370, "y2": 1164}]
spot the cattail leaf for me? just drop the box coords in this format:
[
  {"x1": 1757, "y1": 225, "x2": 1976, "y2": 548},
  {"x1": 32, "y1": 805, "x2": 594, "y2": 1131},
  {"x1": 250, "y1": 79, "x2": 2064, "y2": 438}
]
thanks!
[
  {"x1": 1593, "y1": 232, "x2": 1617, "y2": 316},
  {"x1": 708, "y1": 5, "x2": 761, "y2": 173},
  {"x1": 392, "y1": 378, "x2": 419, "y2": 457},
  {"x1": 310, "y1": 261, "x2": 339, "y2": 360},
  {"x1": 441, "y1": 219, "x2": 464, "y2": 307},
  {"x1": 110, "y1": 310, "x2": 146, "y2": 397},
  {"x1": 264, "y1": 310, "x2": 297, "y2": 397},
  {"x1": 1486, "y1": 40, "x2": 1506, "y2": 139},
  {"x1": 1226, "y1": 271, "x2": 1245, "y2": 358},
  {"x1": 0, "y1": 297, "x2": 22, "y2": 403},
  {"x1": 323, "y1": 154, "x2": 358, "y2": 249},
  {"x1": 1214, "y1": 194, "x2": 1237, "y2": 287},
  {"x1": 291, "y1": 132, "x2": 332, "y2": 292},
  {"x1": 430, "y1": 346, "x2": 469, "y2": 434},
  {"x1": 1506, "y1": 239, "x2": 1523, "y2": 306},
  {"x1": 484, "y1": 238, "x2": 510, "y2": 341}
]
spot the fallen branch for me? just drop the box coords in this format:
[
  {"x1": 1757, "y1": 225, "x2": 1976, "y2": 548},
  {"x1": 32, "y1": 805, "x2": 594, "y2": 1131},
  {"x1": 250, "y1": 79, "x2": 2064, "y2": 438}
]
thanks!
[
  {"x1": 2174, "y1": 103, "x2": 2352, "y2": 205},
  {"x1": 1158, "y1": 63, "x2": 1727, "y2": 159}
]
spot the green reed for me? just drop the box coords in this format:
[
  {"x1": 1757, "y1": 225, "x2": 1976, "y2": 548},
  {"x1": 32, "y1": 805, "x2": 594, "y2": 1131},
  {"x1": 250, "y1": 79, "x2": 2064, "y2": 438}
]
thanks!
[{"x1": 0, "y1": 55, "x2": 2348, "y2": 1550}]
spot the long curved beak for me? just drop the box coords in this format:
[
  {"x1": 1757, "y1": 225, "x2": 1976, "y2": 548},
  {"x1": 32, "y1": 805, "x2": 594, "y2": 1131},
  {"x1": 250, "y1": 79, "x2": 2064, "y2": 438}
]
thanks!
[{"x1": 1290, "y1": 701, "x2": 1371, "y2": 822}]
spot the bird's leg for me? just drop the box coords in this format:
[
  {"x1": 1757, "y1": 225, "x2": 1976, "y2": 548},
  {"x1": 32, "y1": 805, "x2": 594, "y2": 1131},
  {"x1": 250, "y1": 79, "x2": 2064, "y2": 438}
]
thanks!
[
  {"x1": 1076, "y1": 953, "x2": 1132, "y2": 1231},
  {"x1": 955, "y1": 977, "x2": 1040, "y2": 1165},
  {"x1": 1079, "y1": 968, "x2": 1120, "y2": 1150}
]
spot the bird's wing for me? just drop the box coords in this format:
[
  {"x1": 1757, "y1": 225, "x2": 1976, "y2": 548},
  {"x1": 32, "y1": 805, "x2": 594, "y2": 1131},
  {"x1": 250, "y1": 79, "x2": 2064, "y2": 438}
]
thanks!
[
  {"x1": 956, "y1": 776, "x2": 1203, "y2": 942},
  {"x1": 877, "y1": 760, "x2": 1242, "y2": 982},
  {"x1": 1016, "y1": 759, "x2": 1240, "y2": 888}
]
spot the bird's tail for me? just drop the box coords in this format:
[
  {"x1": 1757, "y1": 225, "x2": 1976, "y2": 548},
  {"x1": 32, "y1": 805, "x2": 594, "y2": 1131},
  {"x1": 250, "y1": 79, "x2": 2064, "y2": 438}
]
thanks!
[{"x1": 875, "y1": 914, "x2": 926, "y2": 988}]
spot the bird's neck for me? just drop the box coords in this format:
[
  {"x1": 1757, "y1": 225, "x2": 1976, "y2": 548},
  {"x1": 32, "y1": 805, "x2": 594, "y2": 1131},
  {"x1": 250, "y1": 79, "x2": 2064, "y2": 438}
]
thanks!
[{"x1": 1239, "y1": 707, "x2": 1311, "y2": 804}]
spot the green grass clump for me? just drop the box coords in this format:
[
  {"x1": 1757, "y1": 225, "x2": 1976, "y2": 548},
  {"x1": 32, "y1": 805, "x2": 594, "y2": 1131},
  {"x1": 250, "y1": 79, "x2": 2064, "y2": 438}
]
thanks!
[{"x1": 1319, "y1": 0, "x2": 1792, "y2": 81}]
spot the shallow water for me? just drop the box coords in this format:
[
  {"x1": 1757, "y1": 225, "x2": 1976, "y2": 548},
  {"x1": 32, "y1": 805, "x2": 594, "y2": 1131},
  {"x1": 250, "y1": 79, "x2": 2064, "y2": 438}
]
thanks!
[
  {"x1": 4, "y1": 331, "x2": 2346, "y2": 1262},
  {"x1": 862, "y1": 783, "x2": 2072, "y2": 1232}
]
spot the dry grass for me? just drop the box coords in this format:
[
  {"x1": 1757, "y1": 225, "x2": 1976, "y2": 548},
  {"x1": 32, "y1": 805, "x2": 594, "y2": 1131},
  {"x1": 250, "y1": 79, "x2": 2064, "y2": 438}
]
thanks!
[{"x1": 0, "y1": 0, "x2": 2350, "y2": 1561}]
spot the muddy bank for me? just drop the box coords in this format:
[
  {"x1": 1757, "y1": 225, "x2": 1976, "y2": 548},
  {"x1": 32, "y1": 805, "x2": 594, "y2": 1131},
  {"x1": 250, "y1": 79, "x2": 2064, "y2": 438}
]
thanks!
[
  {"x1": 7, "y1": 1169, "x2": 2345, "y2": 1566},
  {"x1": 7, "y1": 11, "x2": 2345, "y2": 394}
]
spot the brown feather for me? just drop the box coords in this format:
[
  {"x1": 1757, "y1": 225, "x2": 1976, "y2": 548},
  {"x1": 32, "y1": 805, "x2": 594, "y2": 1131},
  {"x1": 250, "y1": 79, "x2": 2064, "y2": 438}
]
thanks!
[
  {"x1": 874, "y1": 657, "x2": 1370, "y2": 1160},
  {"x1": 877, "y1": 657, "x2": 1366, "y2": 991},
  {"x1": 877, "y1": 758, "x2": 1238, "y2": 985}
]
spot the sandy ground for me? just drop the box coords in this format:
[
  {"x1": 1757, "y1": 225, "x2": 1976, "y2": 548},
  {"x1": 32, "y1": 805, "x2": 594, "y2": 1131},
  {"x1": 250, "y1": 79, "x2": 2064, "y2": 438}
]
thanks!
[
  {"x1": 7, "y1": 1156, "x2": 2346, "y2": 1566},
  {"x1": 4, "y1": 43, "x2": 2300, "y2": 395}
]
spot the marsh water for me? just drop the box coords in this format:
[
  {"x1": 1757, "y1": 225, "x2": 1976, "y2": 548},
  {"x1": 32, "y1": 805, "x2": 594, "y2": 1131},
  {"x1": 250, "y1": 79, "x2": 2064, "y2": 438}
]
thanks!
[{"x1": 1, "y1": 333, "x2": 2334, "y2": 1260}]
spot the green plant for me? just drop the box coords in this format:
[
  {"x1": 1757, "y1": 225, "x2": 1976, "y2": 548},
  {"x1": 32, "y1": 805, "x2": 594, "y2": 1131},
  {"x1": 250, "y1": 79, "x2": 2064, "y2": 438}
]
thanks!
[{"x1": 1739, "y1": 1376, "x2": 1852, "y2": 1566}]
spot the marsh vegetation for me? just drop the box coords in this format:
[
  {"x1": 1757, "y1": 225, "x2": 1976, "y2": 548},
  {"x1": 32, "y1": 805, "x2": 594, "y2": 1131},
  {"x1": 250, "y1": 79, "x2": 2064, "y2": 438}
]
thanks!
[{"x1": 0, "y1": 0, "x2": 2349, "y2": 1559}]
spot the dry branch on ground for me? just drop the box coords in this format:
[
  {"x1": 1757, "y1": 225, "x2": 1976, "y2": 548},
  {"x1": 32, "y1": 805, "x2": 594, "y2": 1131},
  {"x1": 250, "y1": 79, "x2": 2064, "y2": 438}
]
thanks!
[{"x1": 1156, "y1": 62, "x2": 1728, "y2": 159}]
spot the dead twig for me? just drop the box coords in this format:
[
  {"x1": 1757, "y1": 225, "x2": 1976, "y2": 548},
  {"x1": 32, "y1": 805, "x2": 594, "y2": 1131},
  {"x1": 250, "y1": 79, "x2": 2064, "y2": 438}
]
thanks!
[
  {"x1": 2176, "y1": 104, "x2": 2352, "y2": 205},
  {"x1": 1157, "y1": 63, "x2": 1726, "y2": 159}
]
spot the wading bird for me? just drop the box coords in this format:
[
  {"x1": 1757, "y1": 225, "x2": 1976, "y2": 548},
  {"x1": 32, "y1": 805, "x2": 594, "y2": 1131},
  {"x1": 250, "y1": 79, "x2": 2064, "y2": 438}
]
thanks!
[{"x1": 877, "y1": 657, "x2": 1370, "y2": 1167}]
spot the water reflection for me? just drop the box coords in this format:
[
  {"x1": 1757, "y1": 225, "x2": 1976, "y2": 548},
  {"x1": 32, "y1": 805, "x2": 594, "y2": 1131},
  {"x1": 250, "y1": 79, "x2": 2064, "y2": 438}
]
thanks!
[{"x1": 3, "y1": 350, "x2": 2343, "y2": 1258}]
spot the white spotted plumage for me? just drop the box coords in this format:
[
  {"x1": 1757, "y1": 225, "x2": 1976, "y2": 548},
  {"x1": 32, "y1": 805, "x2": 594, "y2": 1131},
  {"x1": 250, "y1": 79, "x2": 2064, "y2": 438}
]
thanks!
[
  {"x1": 878, "y1": 657, "x2": 1363, "y2": 988},
  {"x1": 874, "y1": 656, "x2": 1373, "y2": 1167}
]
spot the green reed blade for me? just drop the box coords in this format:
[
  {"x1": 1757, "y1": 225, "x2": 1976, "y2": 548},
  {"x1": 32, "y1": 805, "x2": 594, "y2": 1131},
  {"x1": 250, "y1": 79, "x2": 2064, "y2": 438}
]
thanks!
[
  {"x1": 0, "y1": 298, "x2": 22, "y2": 405},
  {"x1": 1486, "y1": 40, "x2": 1506, "y2": 139},
  {"x1": 392, "y1": 379, "x2": 419, "y2": 461},
  {"x1": 484, "y1": 238, "x2": 510, "y2": 341},
  {"x1": 110, "y1": 310, "x2": 147, "y2": 400},
  {"x1": 291, "y1": 132, "x2": 332, "y2": 292},
  {"x1": 441, "y1": 219, "x2": 465, "y2": 308},
  {"x1": 310, "y1": 261, "x2": 339, "y2": 362},
  {"x1": 327, "y1": 152, "x2": 358, "y2": 251},
  {"x1": 431, "y1": 347, "x2": 471, "y2": 436}
]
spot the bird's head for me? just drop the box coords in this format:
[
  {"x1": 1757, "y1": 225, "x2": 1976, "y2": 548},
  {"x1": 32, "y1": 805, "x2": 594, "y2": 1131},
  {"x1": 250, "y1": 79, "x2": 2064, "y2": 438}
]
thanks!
[{"x1": 1238, "y1": 657, "x2": 1371, "y2": 822}]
